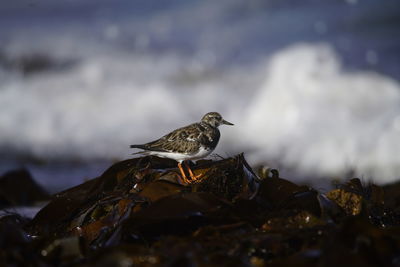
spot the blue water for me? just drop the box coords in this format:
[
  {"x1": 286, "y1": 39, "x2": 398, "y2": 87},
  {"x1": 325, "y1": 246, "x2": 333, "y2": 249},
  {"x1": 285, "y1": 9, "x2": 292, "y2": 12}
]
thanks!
[
  {"x1": 1, "y1": 0, "x2": 399, "y2": 75},
  {"x1": 1, "y1": 0, "x2": 400, "y2": 189}
]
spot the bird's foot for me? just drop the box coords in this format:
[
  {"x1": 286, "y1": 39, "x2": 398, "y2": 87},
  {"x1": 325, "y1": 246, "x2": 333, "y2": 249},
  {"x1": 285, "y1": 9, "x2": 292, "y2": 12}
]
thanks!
[
  {"x1": 184, "y1": 161, "x2": 206, "y2": 183},
  {"x1": 177, "y1": 162, "x2": 192, "y2": 185},
  {"x1": 187, "y1": 167, "x2": 205, "y2": 183}
]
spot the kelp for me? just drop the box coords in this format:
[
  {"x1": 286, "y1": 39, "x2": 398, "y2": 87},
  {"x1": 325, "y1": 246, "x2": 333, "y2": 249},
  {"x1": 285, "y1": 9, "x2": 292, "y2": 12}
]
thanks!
[{"x1": 1, "y1": 154, "x2": 400, "y2": 266}]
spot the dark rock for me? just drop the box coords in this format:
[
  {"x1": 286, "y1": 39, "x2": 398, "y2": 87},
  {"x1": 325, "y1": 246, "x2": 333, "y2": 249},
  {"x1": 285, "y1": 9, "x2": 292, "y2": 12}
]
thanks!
[
  {"x1": 28, "y1": 154, "x2": 258, "y2": 243},
  {"x1": 0, "y1": 214, "x2": 44, "y2": 266},
  {"x1": 1, "y1": 155, "x2": 400, "y2": 266},
  {"x1": 0, "y1": 169, "x2": 50, "y2": 208}
]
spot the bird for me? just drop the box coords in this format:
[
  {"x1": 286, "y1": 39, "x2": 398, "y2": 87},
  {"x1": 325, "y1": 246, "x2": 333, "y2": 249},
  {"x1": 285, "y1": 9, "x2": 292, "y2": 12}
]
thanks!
[{"x1": 130, "y1": 112, "x2": 234, "y2": 184}]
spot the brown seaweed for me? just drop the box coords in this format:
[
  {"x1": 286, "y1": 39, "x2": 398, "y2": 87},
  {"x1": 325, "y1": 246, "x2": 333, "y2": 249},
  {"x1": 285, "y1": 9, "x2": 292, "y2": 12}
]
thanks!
[{"x1": 1, "y1": 154, "x2": 400, "y2": 266}]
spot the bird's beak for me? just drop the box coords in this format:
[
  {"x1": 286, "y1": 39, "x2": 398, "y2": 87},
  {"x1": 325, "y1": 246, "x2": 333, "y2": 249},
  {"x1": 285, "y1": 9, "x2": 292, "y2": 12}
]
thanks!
[{"x1": 222, "y1": 119, "x2": 234, "y2": 126}]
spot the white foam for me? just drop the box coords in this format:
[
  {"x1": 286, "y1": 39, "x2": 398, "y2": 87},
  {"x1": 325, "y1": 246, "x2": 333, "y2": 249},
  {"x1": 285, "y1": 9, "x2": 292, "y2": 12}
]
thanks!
[
  {"x1": 244, "y1": 43, "x2": 400, "y2": 182},
  {"x1": 0, "y1": 46, "x2": 249, "y2": 159},
  {"x1": 1, "y1": 42, "x2": 400, "y2": 184}
]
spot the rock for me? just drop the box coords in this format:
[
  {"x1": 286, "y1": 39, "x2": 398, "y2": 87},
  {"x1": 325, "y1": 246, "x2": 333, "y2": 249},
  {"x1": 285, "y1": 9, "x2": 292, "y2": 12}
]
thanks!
[
  {"x1": 0, "y1": 169, "x2": 50, "y2": 208},
  {"x1": 1, "y1": 155, "x2": 400, "y2": 266},
  {"x1": 327, "y1": 189, "x2": 363, "y2": 216},
  {"x1": 28, "y1": 154, "x2": 259, "y2": 242}
]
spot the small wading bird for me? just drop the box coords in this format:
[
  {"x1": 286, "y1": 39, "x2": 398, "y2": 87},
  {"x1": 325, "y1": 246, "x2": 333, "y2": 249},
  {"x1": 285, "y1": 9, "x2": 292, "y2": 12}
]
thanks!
[{"x1": 130, "y1": 112, "x2": 233, "y2": 184}]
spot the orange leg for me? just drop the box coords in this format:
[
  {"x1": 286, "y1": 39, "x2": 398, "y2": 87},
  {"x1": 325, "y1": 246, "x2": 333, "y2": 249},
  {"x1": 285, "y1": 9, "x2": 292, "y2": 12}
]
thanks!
[
  {"x1": 177, "y1": 162, "x2": 191, "y2": 185},
  {"x1": 184, "y1": 161, "x2": 204, "y2": 182}
]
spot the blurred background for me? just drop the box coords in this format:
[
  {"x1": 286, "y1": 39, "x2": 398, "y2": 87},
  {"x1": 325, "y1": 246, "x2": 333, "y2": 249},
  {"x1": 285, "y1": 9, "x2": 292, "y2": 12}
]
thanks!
[{"x1": 1, "y1": 0, "x2": 400, "y2": 192}]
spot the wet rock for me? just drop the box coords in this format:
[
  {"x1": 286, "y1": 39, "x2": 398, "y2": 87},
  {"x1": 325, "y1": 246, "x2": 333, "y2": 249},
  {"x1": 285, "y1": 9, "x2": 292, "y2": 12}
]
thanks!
[
  {"x1": 261, "y1": 210, "x2": 326, "y2": 231},
  {"x1": 319, "y1": 215, "x2": 400, "y2": 267},
  {"x1": 0, "y1": 169, "x2": 49, "y2": 208},
  {"x1": 28, "y1": 154, "x2": 258, "y2": 245},
  {"x1": 2, "y1": 155, "x2": 400, "y2": 266},
  {"x1": 327, "y1": 188, "x2": 363, "y2": 216},
  {"x1": 326, "y1": 178, "x2": 391, "y2": 227},
  {"x1": 383, "y1": 181, "x2": 400, "y2": 210},
  {"x1": 0, "y1": 214, "x2": 44, "y2": 266}
]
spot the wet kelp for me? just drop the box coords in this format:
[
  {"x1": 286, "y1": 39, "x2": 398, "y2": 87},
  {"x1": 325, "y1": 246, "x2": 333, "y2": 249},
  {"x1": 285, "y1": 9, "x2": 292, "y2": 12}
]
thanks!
[{"x1": 2, "y1": 154, "x2": 400, "y2": 266}]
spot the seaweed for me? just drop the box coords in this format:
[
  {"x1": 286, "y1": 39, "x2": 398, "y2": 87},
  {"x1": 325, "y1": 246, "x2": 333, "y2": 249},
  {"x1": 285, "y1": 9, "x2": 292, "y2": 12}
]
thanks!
[{"x1": 1, "y1": 154, "x2": 400, "y2": 266}]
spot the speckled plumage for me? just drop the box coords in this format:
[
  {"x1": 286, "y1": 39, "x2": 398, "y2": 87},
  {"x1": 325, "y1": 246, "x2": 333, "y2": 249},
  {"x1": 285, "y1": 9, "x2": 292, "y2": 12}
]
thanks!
[{"x1": 130, "y1": 112, "x2": 233, "y2": 162}]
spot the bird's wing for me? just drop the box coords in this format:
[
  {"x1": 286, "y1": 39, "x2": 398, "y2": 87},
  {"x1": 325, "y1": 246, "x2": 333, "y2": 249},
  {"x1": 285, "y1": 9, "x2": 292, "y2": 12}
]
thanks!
[{"x1": 139, "y1": 123, "x2": 203, "y2": 154}]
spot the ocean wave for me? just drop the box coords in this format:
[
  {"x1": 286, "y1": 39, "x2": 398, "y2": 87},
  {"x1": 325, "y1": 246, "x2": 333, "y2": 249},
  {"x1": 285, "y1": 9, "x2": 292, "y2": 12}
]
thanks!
[
  {"x1": 1, "y1": 42, "x2": 400, "y2": 183},
  {"x1": 244, "y1": 43, "x2": 400, "y2": 182}
]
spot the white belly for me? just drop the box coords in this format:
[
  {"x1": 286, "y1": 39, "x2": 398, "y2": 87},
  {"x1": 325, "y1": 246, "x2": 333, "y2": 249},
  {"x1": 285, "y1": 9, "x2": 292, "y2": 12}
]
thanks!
[{"x1": 147, "y1": 147, "x2": 212, "y2": 162}]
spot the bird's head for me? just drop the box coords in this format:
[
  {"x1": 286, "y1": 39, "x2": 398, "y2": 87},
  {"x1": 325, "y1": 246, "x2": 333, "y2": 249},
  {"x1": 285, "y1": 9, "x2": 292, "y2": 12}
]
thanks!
[{"x1": 201, "y1": 112, "x2": 234, "y2": 127}]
